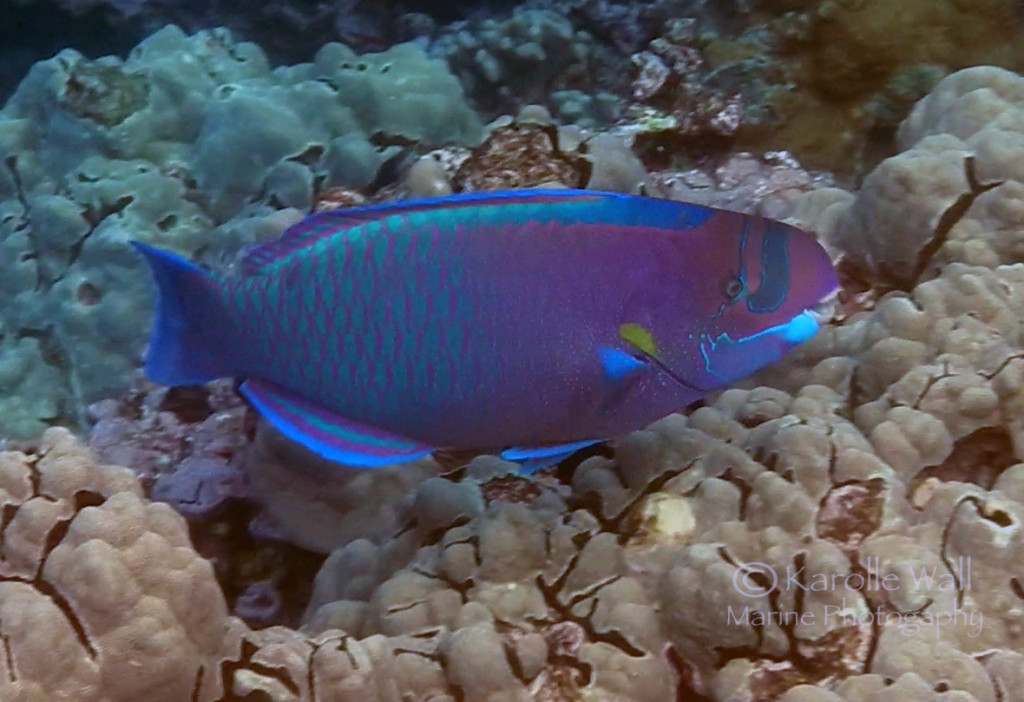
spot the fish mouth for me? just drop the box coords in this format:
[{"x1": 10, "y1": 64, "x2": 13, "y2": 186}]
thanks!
[{"x1": 806, "y1": 288, "x2": 840, "y2": 325}]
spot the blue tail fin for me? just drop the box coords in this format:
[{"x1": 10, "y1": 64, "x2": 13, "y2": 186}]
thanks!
[{"x1": 132, "y1": 241, "x2": 233, "y2": 386}]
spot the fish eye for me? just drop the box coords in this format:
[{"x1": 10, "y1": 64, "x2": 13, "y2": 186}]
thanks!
[{"x1": 723, "y1": 276, "x2": 746, "y2": 299}]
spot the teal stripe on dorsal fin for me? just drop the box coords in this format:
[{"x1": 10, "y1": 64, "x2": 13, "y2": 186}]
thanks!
[{"x1": 241, "y1": 189, "x2": 613, "y2": 275}]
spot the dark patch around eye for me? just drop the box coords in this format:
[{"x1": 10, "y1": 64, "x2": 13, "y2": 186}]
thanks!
[{"x1": 746, "y1": 221, "x2": 790, "y2": 313}]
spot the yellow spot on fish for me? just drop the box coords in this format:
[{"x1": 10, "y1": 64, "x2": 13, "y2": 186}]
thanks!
[{"x1": 620, "y1": 323, "x2": 659, "y2": 359}]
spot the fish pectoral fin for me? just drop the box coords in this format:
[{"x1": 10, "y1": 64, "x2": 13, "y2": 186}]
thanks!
[
  {"x1": 598, "y1": 346, "x2": 649, "y2": 383},
  {"x1": 502, "y1": 439, "x2": 601, "y2": 475},
  {"x1": 239, "y1": 379, "x2": 434, "y2": 468}
]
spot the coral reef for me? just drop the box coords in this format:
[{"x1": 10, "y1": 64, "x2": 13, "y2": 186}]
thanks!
[
  {"x1": 397, "y1": 106, "x2": 648, "y2": 196},
  {"x1": 644, "y1": 149, "x2": 835, "y2": 219},
  {"x1": 801, "y1": 66, "x2": 1024, "y2": 289},
  {"x1": 9, "y1": 0, "x2": 1024, "y2": 176},
  {"x1": 0, "y1": 427, "x2": 239, "y2": 700},
  {"x1": 50, "y1": 64, "x2": 1024, "y2": 700},
  {"x1": 0, "y1": 25, "x2": 482, "y2": 439},
  {"x1": 2, "y1": 0, "x2": 714, "y2": 119},
  {"x1": 33, "y1": 345, "x2": 1024, "y2": 699},
  {"x1": 7, "y1": 3, "x2": 1024, "y2": 692},
  {"x1": 431, "y1": 7, "x2": 611, "y2": 117}
]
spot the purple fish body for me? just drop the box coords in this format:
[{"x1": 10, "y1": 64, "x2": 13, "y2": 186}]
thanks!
[{"x1": 134, "y1": 190, "x2": 838, "y2": 469}]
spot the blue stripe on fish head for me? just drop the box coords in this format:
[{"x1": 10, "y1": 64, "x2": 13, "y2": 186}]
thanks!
[
  {"x1": 690, "y1": 217, "x2": 838, "y2": 385},
  {"x1": 629, "y1": 213, "x2": 837, "y2": 393}
]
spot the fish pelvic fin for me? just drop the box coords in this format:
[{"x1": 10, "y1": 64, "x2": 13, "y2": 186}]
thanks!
[
  {"x1": 502, "y1": 440, "x2": 601, "y2": 475},
  {"x1": 132, "y1": 241, "x2": 233, "y2": 386}
]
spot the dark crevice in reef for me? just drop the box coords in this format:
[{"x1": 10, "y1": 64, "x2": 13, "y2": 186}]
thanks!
[
  {"x1": 716, "y1": 467, "x2": 754, "y2": 522},
  {"x1": 191, "y1": 665, "x2": 204, "y2": 702},
  {"x1": 714, "y1": 545, "x2": 769, "y2": 651},
  {"x1": 185, "y1": 500, "x2": 325, "y2": 630},
  {"x1": 40, "y1": 519, "x2": 74, "y2": 576},
  {"x1": 713, "y1": 548, "x2": 878, "y2": 695},
  {"x1": 0, "y1": 504, "x2": 18, "y2": 554},
  {"x1": 532, "y1": 530, "x2": 647, "y2": 667},
  {"x1": 666, "y1": 645, "x2": 714, "y2": 701},
  {"x1": 0, "y1": 631, "x2": 13, "y2": 683},
  {"x1": 217, "y1": 638, "x2": 300, "y2": 701},
  {"x1": 20, "y1": 573, "x2": 97, "y2": 659},
  {"x1": 422, "y1": 515, "x2": 472, "y2": 547},
  {"x1": 910, "y1": 361, "x2": 954, "y2": 410},
  {"x1": 888, "y1": 155, "x2": 1004, "y2": 291},
  {"x1": 501, "y1": 636, "x2": 526, "y2": 681},
  {"x1": 982, "y1": 353, "x2": 1024, "y2": 381},
  {"x1": 25, "y1": 461, "x2": 42, "y2": 501},
  {"x1": 74, "y1": 490, "x2": 106, "y2": 511},
  {"x1": 55, "y1": 195, "x2": 135, "y2": 283},
  {"x1": 158, "y1": 386, "x2": 216, "y2": 424},
  {"x1": 2, "y1": 156, "x2": 42, "y2": 292},
  {"x1": 939, "y1": 496, "x2": 980, "y2": 609},
  {"x1": 321, "y1": 634, "x2": 357, "y2": 674},
  {"x1": 1, "y1": 498, "x2": 102, "y2": 659},
  {"x1": 413, "y1": 559, "x2": 473, "y2": 600},
  {"x1": 913, "y1": 426, "x2": 1017, "y2": 492},
  {"x1": 304, "y1": 638, "x2": 338, "y2": 702}
]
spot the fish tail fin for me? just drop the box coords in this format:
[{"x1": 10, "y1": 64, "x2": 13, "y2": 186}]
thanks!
[{"x1": 132, "y1": 241, "x2": 234, "y2": 386}]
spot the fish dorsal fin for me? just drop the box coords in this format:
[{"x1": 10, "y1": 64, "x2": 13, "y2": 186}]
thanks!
[{"x1": 241, "y1": 189, "x2": 612, "y2": 275}]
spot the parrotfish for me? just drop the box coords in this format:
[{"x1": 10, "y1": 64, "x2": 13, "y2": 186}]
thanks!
[{"x1": 133, "y1": 189, "x2": 838, "y2": 472}]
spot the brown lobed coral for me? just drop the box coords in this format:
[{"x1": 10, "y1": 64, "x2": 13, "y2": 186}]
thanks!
[{"x1": 0, "y1": 427, "x2": 238, "y2": 701}]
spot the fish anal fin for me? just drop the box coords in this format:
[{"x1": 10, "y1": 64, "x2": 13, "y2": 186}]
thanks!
[{"x1": 240, "y1": 379, "x2": 433, "y2": 467}]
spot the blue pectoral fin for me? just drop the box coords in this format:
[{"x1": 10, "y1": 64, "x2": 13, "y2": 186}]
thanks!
[
  {"x1": 502, "y1": 439, "x2": 601, "y2": 475},
  {"x1": 240, "y1": 379, "x2": 434, "y2": 468},
  {"x1": 598, "y1": 346, "x2": 648, "y2": 383}
]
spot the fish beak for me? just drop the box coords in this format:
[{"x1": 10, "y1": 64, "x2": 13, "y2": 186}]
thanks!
[{"x1": 806, "y1": 288, "x2": 840, "y2": 325}]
